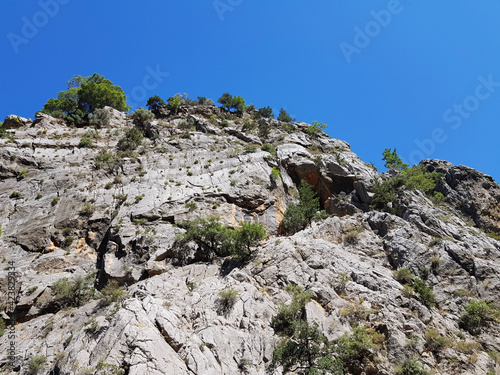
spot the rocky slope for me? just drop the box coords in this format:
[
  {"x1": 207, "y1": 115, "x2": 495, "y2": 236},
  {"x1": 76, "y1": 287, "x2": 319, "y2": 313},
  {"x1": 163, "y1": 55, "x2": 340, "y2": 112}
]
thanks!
[{"x1": 0, "y1": 104, "x2": 499, "y2": 375}]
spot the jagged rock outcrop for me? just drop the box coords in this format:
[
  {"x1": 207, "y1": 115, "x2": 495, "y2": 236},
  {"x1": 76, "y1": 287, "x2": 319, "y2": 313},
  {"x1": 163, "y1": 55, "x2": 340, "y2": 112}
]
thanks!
[{"x1": 0, "y1": 104, "x2": 499, "y2": 375}]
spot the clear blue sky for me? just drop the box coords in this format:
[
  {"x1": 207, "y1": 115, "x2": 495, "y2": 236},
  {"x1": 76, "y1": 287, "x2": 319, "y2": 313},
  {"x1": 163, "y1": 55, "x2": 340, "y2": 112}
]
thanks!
[{"x1": 1, "y1": 1, "x2": 500, "y2": 181}]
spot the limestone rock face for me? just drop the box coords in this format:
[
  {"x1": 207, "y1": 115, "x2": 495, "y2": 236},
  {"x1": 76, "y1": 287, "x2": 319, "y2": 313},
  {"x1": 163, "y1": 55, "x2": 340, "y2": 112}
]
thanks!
[{"x1": 0, "y1": 105, "x2": 499, "y2": 375}]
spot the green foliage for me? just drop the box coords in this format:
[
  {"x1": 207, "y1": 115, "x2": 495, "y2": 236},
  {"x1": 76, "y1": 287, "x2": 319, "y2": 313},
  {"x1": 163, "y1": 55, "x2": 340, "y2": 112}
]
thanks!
[
  {"x1": 269, "y1": 320, "x2": 341, "y2": 375},
  {"x1": 382, "y1": 148, "x2": 409, "y2": 171},
  {"x1": 0, "y1": 317, "x2": 5, "y2": 337},
  {"x1": 197, "y1": 96, "x2": 214, "y2": 106},
  {"x1": 167, "y1": 95, "x2": 181, "y2": 114},
  {"x1": 94, "y1": 151, "x2": 122, "y2": 171},
  {"x1": 10, "y1": 191, "x2": 23, "y2": 199},
  {"x1": 218, "y1": 92, "x2": 233, "y2": 111},
  {"x1": 117, "y1": 127, "x2": 143, "y2": 151},
  {"x1": 413, "y1": 278, "x2": 436, "y2": 308},
  {"x1": 78, "y1": 137, "x2": 93, "y2": 148},
  {"x1": 51, "y1": 197, "x2": 60, "y2": 206},
  {"x1": 80, "y1": 203, "x2": 96, "y2": 216},
  {"x1": 230, "y1": 221, "x2": 266, "y2": 260},
  {"x1": 28, "y1": 355, "x2": 46, "y2": 375},
  {"x1": 396, "y1": 359, "x2": 430, "y2": 375},
  {"x1": 486, "y1": 231, "x2": 500, "y2": 241},
  {"x1": 99, "y1": 280, "x2": 128, "y2": 307},
  {"x1": 461, "y1": 299, "x2": 500, "y2": 334},
  {"x1": 281, "y1": 180, "x2": 320, "y2": 235},
  {"x1": 146, "y1": 95, "x2": 167, "y2": 116},
  {"x1": 270, "y1": 167, "x2": 281, "y2": 183},
  {"x1": 89, "y1": 107, "x2": 111, "y2": 127},
  {"x1": 393, "y1": 268, "x2": 415, "y2": 285},
  {"x1": 256, "y1": 106, "x2": 273, "y2": 119},
  {"x1": 278, "y1": 108, "x2": 294, "y2": 122},
  {"x1": 424, "y1": 328, "x2": 453, "y2": 352},
  {"x1": 258, "y1": 121, "x2": 270, "y2": 139},
  {"x1": 217, "y1": 93, "x2": 246, "y2": 114},
  {"x1": 305, "y1": 121, "x2": 327, "y2": 137},
  {"x1": 17, "y1": 169, "x2": 28, "y2": 180},
  {"x1": 271, "y1": 286, "x2": 313, "y2": 336},
  {"x1": 335, "y1": 326, "x2": 377, "y2": 371},
  {"x1": 245, "y1": 145, "x2": 257, "y2": 153},
  {"x1": 176, "y1": 217, "x2": 266, "y2": 261},
  {"x1": 131, "y1": 107, "x2": 154, "y2": 126},
  {"x1": 51, "y1": 274, "x2": 95, "y2": 309},
  {"x1": 261, "y1": 143, "x2": 276, "y2": 156},
  {"x1": 216, "y1": 287, "x2": 239, "y2": 315},
  {"x1": 370, "y1": 165, "x2": 444, "y2": 212},
  {"x1": 42, "y1": 74, "x2": 129, "y2": 124}
]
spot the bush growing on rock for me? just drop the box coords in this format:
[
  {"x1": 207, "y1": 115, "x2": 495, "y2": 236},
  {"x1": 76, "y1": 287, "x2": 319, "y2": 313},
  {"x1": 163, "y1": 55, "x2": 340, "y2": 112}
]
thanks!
[
  {"x1": 146, "y1": 95, "x2": 167, "y2": 116},
  {"x1": 396, "y1": 359, "x2": 430, "y2": 375},
  {"x1": 28, "y1": 355, "x2": 46, "y2": 375},
  {"x1": 218, "y1": 93, "x2": 246, "y2": 115},
  {"x1": 131, "y1": 107, "x2": 154, "y2": 126},
  {"x1": 167, "y1": 95, "x2": 181, "y2": 114},
  {"x1": 382, "y1": 148, "x2": 409, "y2": 171},
  {"x1": 41, "y1": 74, "x2": 129, "y2": 125},
  {"x1": 216, "y1": 287, "x2": 239, "y2": 315},
  {"x1": 176, "y1": 217, "x2": 266, "y2": 262},
  {"x1": 89, "y1": 107, "x2": 111, "y2": 127},
  {"x1": 280, "y1": 180, "x2": 320, "y2": 235},
  {"x1": 51, "y1": 274, "x2": 96, "y2": 309},
  {"x1": 278, "y1": 108, "x2": 294, "y2": 123},
  {"x1": 370, "y1": 162, "x2": 444, "y2": 213},
  {"x1": 78, "y1": 137, "x2": 93, "y2": 148},
  {"x1": 94, "y1": 151, "x2": 122, "y2": 172},
  {"x1": 99, "y1": 280, "x2": 128, "y2": 307},
  {"x1": 117, "y1": 127, "x2": 143, "y2": 152},
  {"x1": 461, "y1": 299, "x2": 500, "y2": 334},
  {"x1": 305, "y1": 121, "x2": 327, "y2": 137}
]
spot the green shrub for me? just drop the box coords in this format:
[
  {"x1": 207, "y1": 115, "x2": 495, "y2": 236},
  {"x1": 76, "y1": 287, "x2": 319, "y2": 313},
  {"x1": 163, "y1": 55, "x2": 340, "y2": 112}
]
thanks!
[
  {"x1": 370, "y1": 163, "x2": 444, "y2": 212},
  {"x1": 424, "y1": 328, "x2": 454, "y2": 352},
  {"x1": 280, "y1": 180, "x2": 320, "y2": 235},
  {"x1": 146, "y1": 95, "x2": 167, "y2": 116},
  {"x1": 258, "y1": 122, "x2": 270, "y2": 139},
  {"x1": 117, "y1": 127, "x2": 143, "y2": 151},
  {"x1": 461, "y1": 299, "x2": 500, "y2": 334},
  {"x1": 271, "y1": 287, "x2": 313, "y2": 336},
  {"x1": 305, "y1": 121, "x2": 327, "y2": 137},
  {"x1": 393, "y1": 268, "x2": 415, "y2": 285},
  {"x1": 17, "y1": 169, "x2": 28, "y2": 180},
  {"x1": 230, "y1": 221, "x2": 266, "y2": 261},
  {"x1": 278, "y1": 108, "x2": 294, "y2": 122},
  {"x1": 51, "y1": 197, "x2": 60, "y2": 206},
  {"x1": 413, "y1": 278, "x2": 436, "y2": 308},
  {"x1": 28, "y1": 355, "x2": 46, "y2": 375},
  {"x1": 131, "y1": 107, "x2": 154, "y2": 126},
  {"x1": 10, "y1": 191, "x2": 23, "y2": 199},
  {"x1": 218, "y1": 93, "x2": 246, "y2": 115},
  {"x1": 176, "y1": 217, "x2": 266, "y2": 262},
  {"x1": 167, "y1": 95, "x2": 181, "y2": 114},
  {"x1": 185, "y1": 202, "x2": 197, "y2": 212},
  {"x1": 80, "y1": 203, "x2": 96, "y2": 216},
  {"x1": 99, "y1": 280, "x2": 128, "y2": 306},
  {"x1": 196, "y1": 96, "x2": 213, "y2": 106},
  {"x1": 335, "y1": 326, "x2": 377, "y2": 370},
  {"x1": 216, "y1": 287, "x2": 239, "y2": 315},
  {"x1": 396, "y1": 359, "x2": 430, "y2": 375},
  {"x1": 261, "y1": 143, "x2": 276, "y2": 156},
  {"x1": 270, "y1": 167, "x2": 281, "y2": 183},
  {"x1": 382, "y1": 148, "x2": 409, "y2": 171},
  {"x1": 41, "y1": 74, "x2": 129, "y2": 120},
  {"x1": 89, "y1": 107, "x2": 111, "y2": 127},
  {"x1": 51, "y1": 274, "x2": 95, "y2": 308},
  {"x1": 94, "y1": 151, "x2": 122, "y2": 171},
  {"x1": 256, "y1": 106, "x2": 273, "y2": 119},
  {"x1": 244, "y1": 145, "x2": 257, "y2": 153},
  {"x1": 78, "y1": 137, "x2": 93, "y2": 148}
]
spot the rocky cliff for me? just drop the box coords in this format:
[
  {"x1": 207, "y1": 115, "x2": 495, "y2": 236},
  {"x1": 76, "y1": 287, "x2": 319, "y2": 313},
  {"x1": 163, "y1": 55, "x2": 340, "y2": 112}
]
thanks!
[{"x1": 0, "y1": 104, "x2": 499, "y2": 375}]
